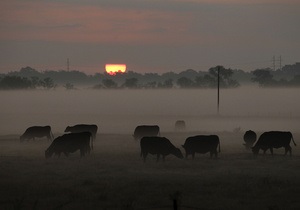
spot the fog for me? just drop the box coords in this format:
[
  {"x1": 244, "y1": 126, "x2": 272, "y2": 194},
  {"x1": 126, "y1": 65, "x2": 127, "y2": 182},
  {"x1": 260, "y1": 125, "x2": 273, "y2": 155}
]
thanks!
[{"x1": 1, "y1": 87, "x2": 299, "y2": 135}]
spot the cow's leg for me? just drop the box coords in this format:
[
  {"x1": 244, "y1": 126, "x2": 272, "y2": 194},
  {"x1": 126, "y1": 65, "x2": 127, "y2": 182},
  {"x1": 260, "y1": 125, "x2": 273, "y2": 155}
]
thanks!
[
  {"x1": 210, "y1": 151, "x2": 213, "y2": 158},
  {"x1": 285, "y1": 146, "x2": 292, "y2": 156},
  {"x1": 87, "y1": 146, "x2": 91, "y2": 154},
  {"x1": 142, "y1": 152, "x2": 148, "y2": 162},
  {"x1": 47, "y1": 135, "x2": 51, "y2": 141},
  {"x1": 263, "y1": 149, "x2": 267, "y2": 155},
  {"x1": 192, "y1": 152, "x2": 195, "y2": 159},
  {"x1": 215, "y1": 149, "x2": 218, "y2": 158},
  {"x1": 270, "y1": 147, "x2": 273, "y2": 156},
  {"x1": 156, "y1": 154, "x2": 160, "y2": 162},
  {"x1": 80, "y1": 149, "x2": 85, "y2": 157}
]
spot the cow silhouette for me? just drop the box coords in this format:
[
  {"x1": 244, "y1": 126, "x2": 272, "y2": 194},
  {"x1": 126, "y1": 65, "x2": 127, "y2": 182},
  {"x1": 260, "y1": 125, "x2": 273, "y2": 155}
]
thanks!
[
  {"x1": 133, "y1": 125, "x2": 160, "y2": 141},
  {"x1": 45, "y1": 132, "x2": 92, "y2": 158},
  {"x1": 65, "y1": 124, "x2": 98, "y2": 149},
  {"x1": 252, "y1": 131, "x2": 296, "y2": 156},
  {"x1": 140, "y1": 136, "x2": 183, "y2": 162},
  {"x1": 182, "y1": 135, "x2": 220, "y2": 159},
  {"x1": 20, "y1": 126, "x2": 54, "y2": 142},
  {"x1": 243, "y1": 130, "x2": 257, "y2": 150}
]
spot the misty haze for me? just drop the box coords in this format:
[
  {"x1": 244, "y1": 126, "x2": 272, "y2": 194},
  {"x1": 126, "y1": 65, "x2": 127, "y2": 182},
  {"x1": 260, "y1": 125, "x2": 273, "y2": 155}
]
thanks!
[{"x1": 1, "y1": 87, "x2": 299, "y2": 134}]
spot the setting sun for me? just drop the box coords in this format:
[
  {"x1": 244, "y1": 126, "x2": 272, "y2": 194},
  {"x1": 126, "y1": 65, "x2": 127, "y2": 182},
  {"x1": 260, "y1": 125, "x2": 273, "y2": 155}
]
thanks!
[{"x1": 105, "y1": 64, "x2": 126, "y2": 76}]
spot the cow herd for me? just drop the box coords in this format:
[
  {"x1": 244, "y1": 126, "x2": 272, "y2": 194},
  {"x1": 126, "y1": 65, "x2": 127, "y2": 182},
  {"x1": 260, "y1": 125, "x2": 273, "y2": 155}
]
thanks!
[
  {"x1": 18, "y1": 124, "x2": 297, "y2": 162},
  {"x1": 19, "y1": 124, "x2": 97, "y2": 158}
]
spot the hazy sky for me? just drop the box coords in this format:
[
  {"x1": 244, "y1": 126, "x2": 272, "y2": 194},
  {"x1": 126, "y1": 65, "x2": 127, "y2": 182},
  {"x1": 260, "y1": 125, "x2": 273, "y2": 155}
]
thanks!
[{"x1": 0, "y1": 0, "x2": 299, "y2": 74}]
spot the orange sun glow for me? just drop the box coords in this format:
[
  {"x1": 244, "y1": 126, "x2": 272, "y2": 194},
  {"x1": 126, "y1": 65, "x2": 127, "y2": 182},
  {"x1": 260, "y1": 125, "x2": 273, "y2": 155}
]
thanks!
[{"x1": 105, "y1": 64, "x2": 126, "y2": 76}]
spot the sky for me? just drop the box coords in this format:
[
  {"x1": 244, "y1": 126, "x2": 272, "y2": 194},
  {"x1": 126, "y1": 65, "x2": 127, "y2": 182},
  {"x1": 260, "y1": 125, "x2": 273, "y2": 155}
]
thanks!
[{"x1": 0, "y1": 0, "x2": 299, "y2": 75}]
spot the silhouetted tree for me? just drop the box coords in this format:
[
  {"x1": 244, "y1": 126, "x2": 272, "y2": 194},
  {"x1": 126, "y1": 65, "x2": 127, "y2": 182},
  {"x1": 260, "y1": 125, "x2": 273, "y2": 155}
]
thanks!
[
  {"x1": 40, "y1": 77, "x2": 56, "y2": 89},
  {"x1": 122, "y1": 78, "x2": 139, "y2": 89},
  {"x1": 194, "y1": 75, "x2": 214, "y2": 88},
  {"x1": 290, "y1": 75, "x2": 300, "y2": 86},
  {"x1": 102, "y1": 79, "x2": 118, "y2": 89},
  {"x1": 158, "y1": 79, "x2": 174, "y2": 88},
  {"x1": 0, "y1": 76, "x2": 32, "y2": 90},
  {"x1": 252, "y1": 69, "x2": 275, "y2": 87},
  {"x1": 30, "y1": 76, "x2": 40, "y2": 88},
  {"x1": 177, "y1": 77, "x2": 194, "y2": 88},
  {"x1": 144, "y1": 81, "x2": 157, "y2": 89},
  {"x1": 63, "y1": 83, "x2": 75, "y2": 90},
  {"x1": 208, "y1": 66, "x2": 240, "y2": 88}
]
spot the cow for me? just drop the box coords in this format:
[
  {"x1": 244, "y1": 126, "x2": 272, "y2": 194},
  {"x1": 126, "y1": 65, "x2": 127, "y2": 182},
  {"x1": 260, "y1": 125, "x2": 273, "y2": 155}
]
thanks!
[
  {"x1": 20, "y1": 126, "x2": 54, "y2": 142},
  {"x1": 140, "y1": 136, "x2": 183, "y2": 162},
  {"x1": 243, "y1": 130, "x2": 257, "y2": 150},
  {"x1": 182, "y1": 135, "x2": 221, "y2": 159},
  {"x1": 133, "y1": 125, "x2": 160, "y2": 141},
  {"x1": 45, "y1": 132, "x2": 92, "y2": 158},
  {"x1": 64, "y1": 124, "x2": 98, "y2": 148},
  {"x1": 252, "y1": 131, "x2": 296, "y2": 156},
  {"x1": 175, "y1": 120, "x2": 186, "y2": 132}
]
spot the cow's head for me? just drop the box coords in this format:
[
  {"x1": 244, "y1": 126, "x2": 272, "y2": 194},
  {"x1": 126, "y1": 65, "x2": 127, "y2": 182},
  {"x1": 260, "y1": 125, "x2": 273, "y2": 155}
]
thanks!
[
  {"x1": 251, "y1": 146, "x2": 259, "y2": 155},
  {"x1": 173, "y1": 148, "x2": 184, "y2": 159},
  {"x1": 45, "y1": 149, "x2": 52, "y2": 159},
  {"x1": 20, "y1": 135, "x2": 25, "y2": 142}
]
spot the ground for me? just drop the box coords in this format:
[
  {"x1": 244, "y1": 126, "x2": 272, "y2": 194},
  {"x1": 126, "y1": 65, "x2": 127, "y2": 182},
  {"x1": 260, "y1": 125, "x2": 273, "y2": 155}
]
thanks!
[{"x1": 0, "y1": 131, "x2": 299, "y2": 210}]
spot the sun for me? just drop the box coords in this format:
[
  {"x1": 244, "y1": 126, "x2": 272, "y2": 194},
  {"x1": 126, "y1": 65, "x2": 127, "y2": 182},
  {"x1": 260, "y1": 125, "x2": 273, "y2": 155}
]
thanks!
[{"x1": 105, "y1": 64, "x2": 126, "y2": 76}]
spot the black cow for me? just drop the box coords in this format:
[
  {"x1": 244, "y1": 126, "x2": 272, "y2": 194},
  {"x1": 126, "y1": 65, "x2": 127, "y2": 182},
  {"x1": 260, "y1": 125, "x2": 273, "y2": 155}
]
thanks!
[
  {"x1": 65, "y1": 124, "x2": 98, "y2": 148},
  {"x1": 182, "y1": 135, "x2": 221, "y2": 159},
  {"x1": 243, "y1": 130, "x2": 257, "y2": 150},
  {"x1": 20, "y1": 126, "x2": 54, "y2": 142},
  {"x1": 140, "y1": 136, "x2": 183, "y2": 162},
  {"x1": 252, "y1": 131, "x2": 296, "y2": 156},
  {"x1": 45, "y1": 132, "x2": 92, "y2": 158},
  {"x1": 133, "y1": 125, "x2": 160, "y2": 141}
]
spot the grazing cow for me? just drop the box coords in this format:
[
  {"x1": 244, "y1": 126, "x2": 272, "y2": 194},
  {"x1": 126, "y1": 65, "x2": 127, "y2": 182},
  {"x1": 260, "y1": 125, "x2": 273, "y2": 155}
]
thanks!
[
  {"x1": 252, "y1": 131, "x2": 296, "y2": 156},
  {"x1": 175, "y1": 120, "x2": 186, "y2": 132},
  {"x1": 140, "y1": 136, "x2": 183, "y2": 162},
  {"x1": 243, "y1": 130, "x2": 257, "y2": 150},
  {"x1": 133, "y1": 125, "x2": 160, "y2": 141},
  {"x1": 20, "y1": 126, "x2": 54, "y2": 142},
  {"x1": 65, "y1": 124, "x2": 98, "y2": 148},
  {"x1": 45, "y1": 132, "x2": 92, "y2": 158},
  {"x1": 182, "y1": 135, "x2": 221, "y2": 159}
]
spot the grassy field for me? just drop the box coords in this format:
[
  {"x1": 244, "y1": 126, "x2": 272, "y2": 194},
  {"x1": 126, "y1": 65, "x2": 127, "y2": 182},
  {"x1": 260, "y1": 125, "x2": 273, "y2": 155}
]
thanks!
[{"x1": 0, "y1": 131, "x2": 300, "y2": 210}]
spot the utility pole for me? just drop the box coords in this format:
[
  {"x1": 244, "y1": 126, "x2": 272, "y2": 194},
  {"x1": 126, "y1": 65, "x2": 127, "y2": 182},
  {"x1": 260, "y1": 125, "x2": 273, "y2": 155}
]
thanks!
[
  {"x1": 67, "y1": 58, "x2": 70, "y2": 71},
  {"x1": 272, "y1": 56, "x2": 276, "y2": 71},
  {"x1": 217, "y1": 66, "x2": 220, "y2": 115},
  {"x1": 279, "y1": 55, "x2": 282, "y2": 71}
]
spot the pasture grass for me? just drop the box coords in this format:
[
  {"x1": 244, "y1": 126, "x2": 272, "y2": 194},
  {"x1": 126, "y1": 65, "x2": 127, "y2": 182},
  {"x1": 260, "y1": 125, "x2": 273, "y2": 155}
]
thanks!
[{"x1": 0, "y1": 132, "x2": 299, "y2": 209}]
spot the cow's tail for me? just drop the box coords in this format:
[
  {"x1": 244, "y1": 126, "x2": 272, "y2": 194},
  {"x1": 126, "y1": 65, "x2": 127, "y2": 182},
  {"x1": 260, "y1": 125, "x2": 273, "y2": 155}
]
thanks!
[
  {"x1": 291, "y1": 133, "x2": 297, "y2": 146},
  {"x1": 90, "y1": 134, "x2": 94, "y2": 150}
]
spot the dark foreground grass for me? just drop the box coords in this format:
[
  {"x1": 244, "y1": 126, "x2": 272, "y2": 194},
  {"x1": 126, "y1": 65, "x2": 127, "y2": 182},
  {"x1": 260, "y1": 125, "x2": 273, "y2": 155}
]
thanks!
[{"x1": 0, "y1": 132, "x2": 299, "y2": 210}]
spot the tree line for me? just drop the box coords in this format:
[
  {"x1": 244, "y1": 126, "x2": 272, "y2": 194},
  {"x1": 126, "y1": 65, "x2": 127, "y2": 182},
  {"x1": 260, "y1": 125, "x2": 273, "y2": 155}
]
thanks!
[{"x1": 0, "y1": 63, "x2": 299, "y2": 90}]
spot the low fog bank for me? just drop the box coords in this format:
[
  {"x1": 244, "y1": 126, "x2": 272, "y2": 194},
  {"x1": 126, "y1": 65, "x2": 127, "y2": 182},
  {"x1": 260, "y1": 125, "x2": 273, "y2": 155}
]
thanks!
[{"x1": 0, "y1": 87, "x2": 299, "y2": 135}]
